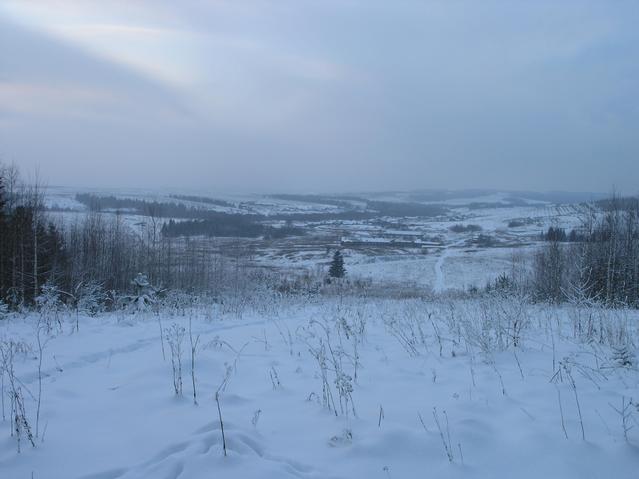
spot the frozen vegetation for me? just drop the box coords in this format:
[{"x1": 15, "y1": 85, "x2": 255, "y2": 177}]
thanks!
[
  {"x1": 3, "y1": 0, "x2": 639, "y2": 476},
  {"x1": 2, "y1": 166, "x2": 638, "y2": 477},
  {"x1": 1, "y1": 291, "x2": 638, "y2": 478}
]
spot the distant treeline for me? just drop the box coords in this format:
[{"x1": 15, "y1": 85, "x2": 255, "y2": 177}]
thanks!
[
  {"x1": 270, "y1": 211, "x2": 376, "y2": 222},
  {"x1": 75, "y1": 194, "x2": 449, "y2": 237},
  {"x1": 168, "y1": 194, "x2": 234, "y2": 208},
  {"x1": 77, "y1": 194, "x2": 309, "y2": 239},
  {"x1": 449, "y1": 224, "x2": 482, "y2": 233},
  {"x1": 75, "y1": 193, "x2": 250, "y2": 221},
  {"x1": 269, "y1": 194, "x2": 361, "y2": 209},
  {"x1": 366, "y1": 201, "x2": 447, "y2": 217},
  {"x1": 161, "y1": 219, "x2": 305, "y2": 239},
  {"x1": 533, "y1": 196, "x2": 639, "y2": 305},
  {"x1": 269, "y1": 194, "x2": 448, "y2": 218},
  {"x1": 540, "y1": 226, "x2": 586, "y2": 242},
  {"x1": 1, "y1": 164, "x2": 275, "y2": 307},
  {"x1": 0, "y1": 170, "x2": 66, "y2": 305},
  {"x1": 596, "y1": 196, "x2": 639, "y2": 212}
]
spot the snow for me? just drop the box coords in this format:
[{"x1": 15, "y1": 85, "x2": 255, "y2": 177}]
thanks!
[
  {"x1": 12, "y1": 187, "x2": 635, "y2": 477},
  {"x1": 1, "y1": 297, "x2": 638, "y2": 478},
  {"x1": 433, "y1": 239, "x2": 467, "y2": 293}
]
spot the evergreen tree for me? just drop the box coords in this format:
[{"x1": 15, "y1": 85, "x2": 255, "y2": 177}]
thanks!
[
  {"x1": 611, "y1": 344, "x2": 634, "y2": 368},
  {"x1": 328, "y1": 250, "x2": 346, "y2": 279}
]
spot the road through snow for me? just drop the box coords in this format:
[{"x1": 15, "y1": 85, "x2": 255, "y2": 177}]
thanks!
[{"x1": 433, "y1": 239, "x2": 466, "y2": 292}]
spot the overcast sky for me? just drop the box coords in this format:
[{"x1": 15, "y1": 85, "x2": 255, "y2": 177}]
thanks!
[{"x1": 1, "y1": 0, "x2": 638, "y2": 194}]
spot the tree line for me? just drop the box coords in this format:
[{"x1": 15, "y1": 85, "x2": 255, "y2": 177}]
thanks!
[
  {"x1": 0, "y1": 164, "x2": 261, "y2": 310},
  {"x1": 0, "y1": 165, "x2": 65, "y2": 306},
  {"x1": 539, "y1": 226, "x2": 586, "y2": 243},
  {"x1": 75, "y1": 193, "x2": 254, "y2": 221},
  {"x1": 76, "y1": 193, "x2": 449, "y2": 223},
  {"x1": 160, "y1": 218, "x2": 305, "y2": 239},
  {"x1": 533, "y1": 196, "x2": 639, "y2": 306}
]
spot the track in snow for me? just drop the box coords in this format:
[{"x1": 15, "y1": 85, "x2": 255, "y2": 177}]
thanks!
[{"x1": 433, "y1": 239, "x2": 466, "y2": 292}]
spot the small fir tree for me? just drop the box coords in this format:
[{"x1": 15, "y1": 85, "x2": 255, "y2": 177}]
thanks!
[
  {"x1": 329, "y1": 250, "x2": 346, "y2": 279},
  {"x1": 611, "y1": 344, "x2": 634, "y2": 368}
]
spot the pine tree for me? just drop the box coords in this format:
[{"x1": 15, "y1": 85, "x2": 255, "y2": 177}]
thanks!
[{"x1": 329, "y1": 250, "x2": 346, "y2": 279}]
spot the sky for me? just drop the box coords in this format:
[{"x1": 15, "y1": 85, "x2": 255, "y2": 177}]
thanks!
[{"x1": 1, "y1": 0, "x2": 638, "y2": 194}]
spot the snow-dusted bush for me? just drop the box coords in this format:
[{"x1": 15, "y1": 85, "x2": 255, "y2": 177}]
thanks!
[
  {"x1": 0, "y1": 340, "x2": 36, "y2": 453},
  {"x1": 36, "y1": 280, "x2": 63, "y2": 333},
  {"x1": 458, "y1": 294, "x2": 531, "y2": 355},
  {"x1": 301, "y1": 316, "x2": 358, "y2": 417},
  {"x1": 122, "y1": 273, "x2": 159, "y2": 313},
  {"x1": 383, "y1": 302, "x2": 430, "y2": 357},
  {"x1": 611, "y1": 343, "x2": 634, "y2": 368},
  {"x1": 161, "y1": 290, "x2": 197, "y2": 317},
  {"x1": 75, "y1": 281, "x2": 107, "y2": 317}
]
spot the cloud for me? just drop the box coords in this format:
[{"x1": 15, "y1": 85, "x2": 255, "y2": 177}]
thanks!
[
  {"x1": 1, "y1": 0, "x2": 638, "y2": 193},
  {"x1": 0, "y1": 82, "x2": 115, "y2": 117}
]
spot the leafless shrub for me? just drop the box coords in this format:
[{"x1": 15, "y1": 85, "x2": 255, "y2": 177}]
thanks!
[
  {"x1": 301, "y1": 318, "x2": 358, "y2": 417},
  {"x1": 432, "y1": 407, "x2": 454, "y2": 463},
  {"x1": 36, "y1": 281, "x2": 62, "y2": 334},
  {"x1": 0, "y1": 340, "x2": 36, "y2": 452},
  {"x1": 165, "y1": 323, "x2": 185, "y2": 396},
  {"x1": 189, "y1": 316, "x2": 200, "y2": 405}
]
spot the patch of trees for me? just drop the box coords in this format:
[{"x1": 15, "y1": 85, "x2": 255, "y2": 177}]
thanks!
[
  {"x1": 161, "y1": 218, "x2": 305, "y2": 239},
  {"x1": 270, "y1": 211, "x2": 376, "y2": 222},
  {"x1": 0, "y1": 164, "x2": 265, "y2": 309},
  {"x1": 76, "y1": 193, "x2": 452, "y2": 230},
  {"x1": 169, "y1": 194, "x2": 234, "y2": 208},
  {"x1": 596, "y1": 196, "x2": 639, "y2": 212},
  {"x1": 75, "y1": 193, "x2": 253, "y2": 221},
  {"x1": 449, "y1": 224, "x2": 482, "y2": 233},
  {"x1": 77, "y1": 193, "x2": 311, "y2": 238},
  {"x1": 59, "y1": 213, "x2": 247, "y2": 297},
  {"x1": 533, "y1": 196, "x2": 639, "y2": 306},
  {"x1": 161, "y1": 218, "x2": 263, "y2": 238},
  {"x1": 76, "y1": 193, "x2": 374, "y2": 226},
  {"x1": 0, "y1": 165, "x2": 67, "y2": 306},
  {"x1": 270, "y1": 198, "x2": 449, "y2": 218},
  {"x1": 269, "y1": 194, "x2": 361, "y2": 209},
  {"x1": 540, "y1": 227, "x2": 585, "y2": 242},
  {"x1": 507, "y1": 217, "x2": 539, "y2": 228},
  {"x1": 265, "y1": 224, "x2": 306, "y2": 239},
  {"x1": 508, "y1": 220, "x2": 526, "y2": 228},
  {"x1": 271, "y1": 211, "x2": 377, "y2": 222},
  {"x1": 366, "y1": 201, "x2": 447, "y2": 217},
  {"x1": 474, "y1": 234, "x2": 498, "y2": 247}
]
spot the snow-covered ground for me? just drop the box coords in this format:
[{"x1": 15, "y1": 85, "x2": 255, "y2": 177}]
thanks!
[{"x1": 1, "y1": 296, "x2": 638, "y2": 478}]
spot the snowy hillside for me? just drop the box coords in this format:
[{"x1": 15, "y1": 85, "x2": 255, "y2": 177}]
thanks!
[{"x1": 1, "y1": 296, "x2": 637, "y2": 478}]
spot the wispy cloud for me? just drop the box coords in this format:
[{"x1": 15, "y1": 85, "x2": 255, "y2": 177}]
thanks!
[
  {"x1": 1, "y1": 0, "x2": 638, "y2": 193},
  {"x1": 0, "y1": 82, "x2": 115, "y2": 117}
]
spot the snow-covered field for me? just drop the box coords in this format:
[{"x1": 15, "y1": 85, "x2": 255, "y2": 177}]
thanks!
[{"x1": 1, "y1": 295, "x2": 638, "y2": 478}]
